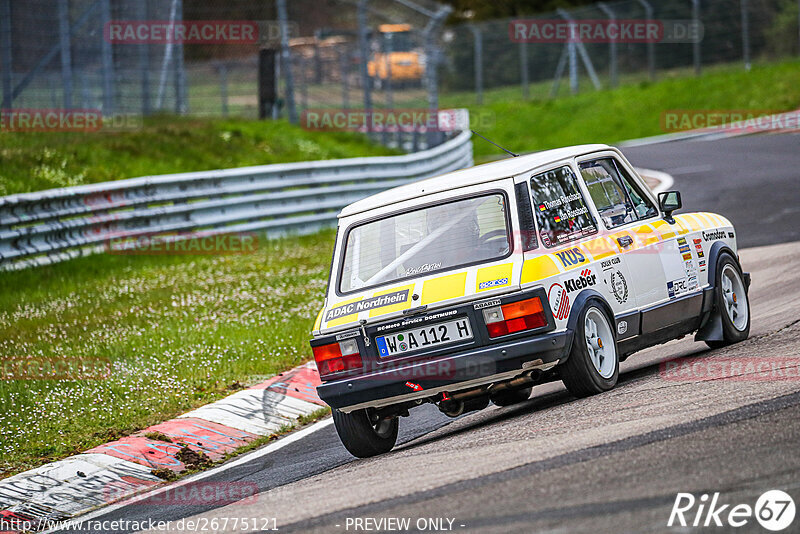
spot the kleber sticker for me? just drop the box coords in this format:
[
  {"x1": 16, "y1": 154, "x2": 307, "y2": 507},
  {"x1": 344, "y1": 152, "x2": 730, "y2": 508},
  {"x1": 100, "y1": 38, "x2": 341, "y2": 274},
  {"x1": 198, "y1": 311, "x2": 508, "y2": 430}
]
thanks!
[{"x1": 326, "y1": 289, "x2": 409, "y2": 321}]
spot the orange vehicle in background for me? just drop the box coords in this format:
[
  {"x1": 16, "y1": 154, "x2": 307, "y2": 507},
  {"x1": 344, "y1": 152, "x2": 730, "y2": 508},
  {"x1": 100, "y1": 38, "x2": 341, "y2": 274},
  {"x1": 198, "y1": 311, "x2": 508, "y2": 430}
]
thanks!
[{"x1": 367, "y1": 24, "x2": 425, "y2": 88}]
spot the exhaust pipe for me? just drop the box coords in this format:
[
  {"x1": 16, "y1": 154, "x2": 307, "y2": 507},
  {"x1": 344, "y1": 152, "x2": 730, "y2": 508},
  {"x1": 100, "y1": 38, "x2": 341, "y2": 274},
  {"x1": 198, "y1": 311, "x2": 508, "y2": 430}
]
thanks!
[{"x1": 437, "y1": 369, "x2": 543, "y2": 417}]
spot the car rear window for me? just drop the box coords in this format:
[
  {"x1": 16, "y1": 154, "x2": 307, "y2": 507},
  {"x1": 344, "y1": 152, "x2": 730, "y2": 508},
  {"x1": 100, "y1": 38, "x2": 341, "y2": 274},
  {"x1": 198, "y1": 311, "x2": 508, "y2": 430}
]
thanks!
[
  {"x1": 339, "y1": 193, "x2": 511, "y2": 294},
  {"x1": 530, "y1": 166, "x2": 598, "y2": 247}
]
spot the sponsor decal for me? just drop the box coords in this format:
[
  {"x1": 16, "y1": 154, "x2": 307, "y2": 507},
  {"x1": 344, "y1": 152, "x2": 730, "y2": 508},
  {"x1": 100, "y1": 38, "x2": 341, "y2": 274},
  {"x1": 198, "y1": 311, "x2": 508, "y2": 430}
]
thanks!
[
  {"x1": 728, "y1": 231, "x2": 735, "y2": 239},
  {"x1": 702, "y1": 229, "x2": 727, "y2": 241},
  {"x1": 682, "y1": 252, "x2": 693, "y2": 261},
  {"x1": 565, "y1": 269, "x2": 597, "y2": 293},
  {"x1": 617, "y1": 320, "x2": 628, "y2": 335},
  {"x1": 325, "y1": 290, "x2": 409, "y2": 321},
  {"x1": 404, "y1": 262, "x2": 442, "y2": 276},
  {"x1": 677, "y1": 237, "x2": 687, "y2": 246},
  {"x1": 667, "y1": 278, "x2": 689, "y2": 299},
  {"x1": 405, "y1": 381, "x2": 424, "y2": 391},
  {"x1": 479, "y1": 277, "x2": 510, "y2": 290},
  {"x1": 554, "y1": 215, "x2": 562, "y2": 223},
  {"x1": 610, "y1": 270, "x2": 629, "y2": 304},
  {"x1": 697, "y1": 249, "x2": 705, "y2": 258},
  {"x1": 376, "y1": 309, "x2": 459, "y2": 332},
  {"x1": 679, "y1": 244, "x2": 691, "y2": 253},
  {"x1": 335, "y1": 331, "x2": 360, "y2": 341},
  {"x1": 699, "y1": 259, "x2": 707, "y2": 267},
  {"x1": 693, "y1": 238, "x2": 702, "y2": 245},
  {"x1": 548, "y1": 283, "x2": 570, "y2": 321},
  {"x1": 601, "y1": 256, "x2": 621, "y2": 271},
  {"x1": 554, "y1": 247, "x2": 587, "y2": 268},
  {"x1": 473, "y1": 299, "x2": 501, "y2": 311}
]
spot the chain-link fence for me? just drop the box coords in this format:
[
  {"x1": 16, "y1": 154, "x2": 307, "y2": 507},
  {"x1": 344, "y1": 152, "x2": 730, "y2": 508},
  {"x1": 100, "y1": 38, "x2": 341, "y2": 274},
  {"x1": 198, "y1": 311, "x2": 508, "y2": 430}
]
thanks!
[{"x1": 1, "y1": 0, "x2": 798, "y2": 147}]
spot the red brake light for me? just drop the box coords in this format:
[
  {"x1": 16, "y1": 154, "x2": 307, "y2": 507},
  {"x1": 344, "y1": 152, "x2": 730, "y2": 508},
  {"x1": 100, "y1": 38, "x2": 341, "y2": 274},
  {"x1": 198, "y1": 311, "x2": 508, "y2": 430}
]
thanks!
[
  {"x1": 484, "y1": 297, "x2": 547, "y2": 338},
  {"x1": 313, "y1": 339, "x2": 363, "y2": 377}
]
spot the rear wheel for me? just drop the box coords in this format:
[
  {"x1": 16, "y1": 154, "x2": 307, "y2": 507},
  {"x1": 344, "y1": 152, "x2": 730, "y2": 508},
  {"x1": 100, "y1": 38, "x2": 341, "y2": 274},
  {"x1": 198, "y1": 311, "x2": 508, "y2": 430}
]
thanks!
[
  {"x1": 490, "y1": 387, "x2": 532, "y2": 407},
  {"x1": 332, "y1": 408, "x2": 398, "y2": 458},
  {"x1": 705, "y1": 254, "x2": 750, "y2": 349},
  {"x1": 560, "y1": 302, "x2": 619, "y2": 398}
]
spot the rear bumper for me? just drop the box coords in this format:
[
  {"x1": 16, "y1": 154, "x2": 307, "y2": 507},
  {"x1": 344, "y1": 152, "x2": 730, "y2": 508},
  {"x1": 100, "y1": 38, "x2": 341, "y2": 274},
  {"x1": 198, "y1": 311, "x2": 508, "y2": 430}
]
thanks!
[{"x1": 317, "y1": 330, "x2": 571, "y2": 411}]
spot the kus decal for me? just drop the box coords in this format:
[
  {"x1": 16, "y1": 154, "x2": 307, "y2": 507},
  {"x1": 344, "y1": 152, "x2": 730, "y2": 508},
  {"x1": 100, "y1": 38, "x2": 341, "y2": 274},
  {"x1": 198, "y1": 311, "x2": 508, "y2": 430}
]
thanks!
[
  {"x1": 702, "y1": 229, "x2": 727, "y2": 241},
  {"x1": 325, "y1": 289, "x2": 409, "y2": 321},
  {"x1": 555, "y1": 247, "x2": 587, "y2": 268},
  {"x1": 610, "y1": 270, "x2": 628, "y2": 304},
  {"x1": 565, "y1": 269, "x2": 597, "y2": 293},
  {"x1": 478, "y1": 277, "x2": 509, "y2": 290},
  {"x1": 548, "y1": 283, "x2": 570, "y2": 321}
]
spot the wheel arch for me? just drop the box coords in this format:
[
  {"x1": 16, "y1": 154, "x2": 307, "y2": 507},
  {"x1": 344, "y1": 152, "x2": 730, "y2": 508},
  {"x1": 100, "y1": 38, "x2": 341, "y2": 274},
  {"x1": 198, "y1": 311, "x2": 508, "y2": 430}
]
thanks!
[
  {"x1": 562, "y1": 289, "x2": 615, "y2": 361},
  {"x1": 695, "y1": 243, "x2": 748, "y2": 342}
]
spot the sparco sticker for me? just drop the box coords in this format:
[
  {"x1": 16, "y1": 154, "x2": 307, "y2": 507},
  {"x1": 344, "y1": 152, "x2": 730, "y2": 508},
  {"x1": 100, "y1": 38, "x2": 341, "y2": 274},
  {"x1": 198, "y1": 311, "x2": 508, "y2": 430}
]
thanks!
[{"x1": 325, "y1": 289, "x2": 409, "y2": 321}]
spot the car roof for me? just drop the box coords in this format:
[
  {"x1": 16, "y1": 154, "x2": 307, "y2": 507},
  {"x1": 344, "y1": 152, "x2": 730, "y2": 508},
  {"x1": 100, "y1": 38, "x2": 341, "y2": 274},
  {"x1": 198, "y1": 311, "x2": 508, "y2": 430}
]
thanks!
[{"x1": 339, "y1": 143, "x2": 612, "y2": 218}]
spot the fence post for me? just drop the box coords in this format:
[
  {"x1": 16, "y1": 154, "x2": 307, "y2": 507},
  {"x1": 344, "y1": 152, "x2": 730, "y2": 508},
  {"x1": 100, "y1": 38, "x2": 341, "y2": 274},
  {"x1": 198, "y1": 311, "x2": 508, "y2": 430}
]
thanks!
[
  {"x1": 423, "y1": 7, "x2": 451, "y2": 147},
  {"x1": 740, "y1": 0, "x2": 751, "y2": 71},
  {"x1": 219, "y1": 63, "x2": 228, "y2": 117},
  {"x1": 357, "y1": 0, "x2": 372, "y2": 113},
  {"x1": 57, "y1": 0, "x2": 74, "y2": 109},
  {"x1": 0, "y1": 0, "x2": 12, "y2": 109},
  {"x1": 276, "y1": 0, "x2": 297, "y2": 123},
  {"x1": 520, "y1": 41, "x2": 529, "y2": 99},
  {"x1": 99, "y1": 0, "x2": 114, "y2": 113},
  {"x1": 340, "y1": 47, "x2": 349, "y2": 109},
  {"x1": 173, "y1": 0, "x2": 186, "y2": 113},
  {"x1": 598, "y1": 2, "x2": 618, "y2": 88},
  {"x1": 137, "y1": 0, "x2": 151, "y2": 116},
  {"x1": 469, "y1": 25, "x2": 483, "y2": 105},
  {"x1": 692, "y1": 0, "x2": 702, "y2": 75},
  {"x1": 636, "y1": 0, "x2": 656, "y2": 80}
]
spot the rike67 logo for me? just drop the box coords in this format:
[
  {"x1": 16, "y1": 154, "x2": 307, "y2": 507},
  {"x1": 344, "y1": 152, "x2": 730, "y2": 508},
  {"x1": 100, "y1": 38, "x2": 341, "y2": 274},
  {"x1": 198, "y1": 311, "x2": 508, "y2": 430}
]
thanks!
[{"x1": 668, "y1": 490, "x2": 795, "y2": 531}]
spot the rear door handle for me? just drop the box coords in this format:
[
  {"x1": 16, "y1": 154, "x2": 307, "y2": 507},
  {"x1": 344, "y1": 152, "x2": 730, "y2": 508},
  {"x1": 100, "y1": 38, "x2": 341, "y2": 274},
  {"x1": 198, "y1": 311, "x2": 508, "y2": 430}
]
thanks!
[{"x1": 617, "y1": 236, "x2": 633, "y2": 248}]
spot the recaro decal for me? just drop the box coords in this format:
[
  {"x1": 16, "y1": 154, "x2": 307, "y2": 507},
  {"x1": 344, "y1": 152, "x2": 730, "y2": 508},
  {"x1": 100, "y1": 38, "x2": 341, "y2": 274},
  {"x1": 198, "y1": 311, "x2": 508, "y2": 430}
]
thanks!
[
  {"x1": 325, "y1": 289, "x2": 409, "y2": 321},
  {"x1": 554, "y1": 247, "x2": 587, "y2": 268},
  {"x1": 564, "y1": 269, "x2": 597, "y2": 293}
]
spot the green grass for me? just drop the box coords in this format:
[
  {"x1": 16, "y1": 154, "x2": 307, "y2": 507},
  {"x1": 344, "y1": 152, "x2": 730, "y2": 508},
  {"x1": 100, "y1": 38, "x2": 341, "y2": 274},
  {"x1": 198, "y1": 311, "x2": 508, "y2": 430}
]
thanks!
[
  {"x1": 0, "y1": 116, "x2": 398, "y2": 196},
  {"x1": 437, "y1": 59, "x2": 800, "y2": 160},
  {"x1": 0, "y1": 231, "x2": 334, "y2": 477}
]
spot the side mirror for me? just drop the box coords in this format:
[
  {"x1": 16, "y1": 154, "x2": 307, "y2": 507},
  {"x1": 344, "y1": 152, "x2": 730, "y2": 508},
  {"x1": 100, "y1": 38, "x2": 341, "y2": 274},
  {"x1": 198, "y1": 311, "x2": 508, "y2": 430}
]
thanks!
[{"x1": 658, "y1": 191, "x2": 682, "y2": 223}]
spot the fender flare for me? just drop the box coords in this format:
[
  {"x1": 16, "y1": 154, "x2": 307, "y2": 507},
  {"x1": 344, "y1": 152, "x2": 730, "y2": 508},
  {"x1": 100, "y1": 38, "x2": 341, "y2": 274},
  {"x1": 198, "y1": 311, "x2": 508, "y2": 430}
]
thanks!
[
  {"x1": 695, "y1": 242, "x2": 749, "y2": 341},
  {"x1": 561, "y1": 289, "x2": 615, "y2": 362}
]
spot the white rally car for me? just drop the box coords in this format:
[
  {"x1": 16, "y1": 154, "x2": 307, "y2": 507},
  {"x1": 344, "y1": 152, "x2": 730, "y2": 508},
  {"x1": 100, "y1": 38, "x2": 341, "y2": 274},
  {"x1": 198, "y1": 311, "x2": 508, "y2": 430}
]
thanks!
[{"x1": 310, "y1": 144, "x2": 751, "y2": 457}]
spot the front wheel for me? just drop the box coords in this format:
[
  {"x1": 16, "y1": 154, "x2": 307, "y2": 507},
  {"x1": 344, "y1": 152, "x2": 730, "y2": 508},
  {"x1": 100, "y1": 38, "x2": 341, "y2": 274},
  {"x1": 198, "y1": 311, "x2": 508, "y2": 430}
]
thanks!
[
  {"x1": 705, "y1": 254, "x2": 750, "y2": 349},
  {"x1": 332, "y1": 408, "x2": 398, "y2": 458},
  {"x1": 560, "y1": 302, "x2": 619, "y2": 398}
]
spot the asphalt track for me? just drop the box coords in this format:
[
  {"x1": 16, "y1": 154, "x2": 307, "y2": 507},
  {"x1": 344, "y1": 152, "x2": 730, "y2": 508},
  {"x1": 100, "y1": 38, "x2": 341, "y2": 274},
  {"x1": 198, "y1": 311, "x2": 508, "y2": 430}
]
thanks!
[{"x1": 58, "y1": 132, "x2": 800, "y2": 534}]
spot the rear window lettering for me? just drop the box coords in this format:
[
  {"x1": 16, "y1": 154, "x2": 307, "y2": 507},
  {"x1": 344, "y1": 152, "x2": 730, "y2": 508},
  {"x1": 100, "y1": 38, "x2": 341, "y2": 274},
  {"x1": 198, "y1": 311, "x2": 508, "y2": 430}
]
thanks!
[{"x1": 530, "y1": 166, "x2": 597, "y2": 248}]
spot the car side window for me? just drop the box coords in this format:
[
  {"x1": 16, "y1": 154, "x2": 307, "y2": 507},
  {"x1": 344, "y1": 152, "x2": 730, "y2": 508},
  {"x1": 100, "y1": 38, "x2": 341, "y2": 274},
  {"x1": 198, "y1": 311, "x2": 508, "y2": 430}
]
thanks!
[
  {"x1": 579, "y1": 157, "x2": 658, "y2": 229},
  {"x1": 529, "y1": 166, "x2": 597, "y2": 248}
]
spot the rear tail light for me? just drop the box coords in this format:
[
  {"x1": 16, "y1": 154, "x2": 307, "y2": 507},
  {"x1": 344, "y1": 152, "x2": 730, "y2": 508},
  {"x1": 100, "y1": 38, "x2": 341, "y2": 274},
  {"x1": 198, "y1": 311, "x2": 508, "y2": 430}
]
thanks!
[
  {"x1": 313, "y1": 339, "x2": 363, "y2": 377},
  {"x1": 483, "y1": 297, "x2": 547, "y2": 338}
]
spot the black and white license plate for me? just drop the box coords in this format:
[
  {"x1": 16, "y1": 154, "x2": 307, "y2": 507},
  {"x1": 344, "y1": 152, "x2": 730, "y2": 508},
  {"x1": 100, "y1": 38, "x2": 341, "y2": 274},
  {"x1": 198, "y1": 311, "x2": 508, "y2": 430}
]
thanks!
[{"x1": 375, "y1": 318, "x2": 473, "y2": 358}]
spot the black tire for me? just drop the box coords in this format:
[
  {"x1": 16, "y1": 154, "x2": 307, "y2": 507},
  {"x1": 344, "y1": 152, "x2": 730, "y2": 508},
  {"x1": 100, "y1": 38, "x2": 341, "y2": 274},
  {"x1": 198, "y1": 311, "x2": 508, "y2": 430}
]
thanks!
[
  {"x1": 705, "y1": 253, "x2": 750, "y2": 349},
  {"x1": 560, "y1": 301, "x2": 619, "y2": 398},
  {"x1": 331, "y1": 408, "x2": 398, "y2": 458},
  {"x1": 490, "y1": 387, "x2": 532, "y2": 407}
]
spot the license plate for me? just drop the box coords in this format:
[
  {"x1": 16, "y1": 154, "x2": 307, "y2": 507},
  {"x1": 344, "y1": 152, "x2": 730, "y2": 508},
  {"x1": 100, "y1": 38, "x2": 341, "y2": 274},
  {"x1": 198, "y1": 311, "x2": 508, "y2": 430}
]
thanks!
[{"x1": 375, "y1": 318, "x2": 473, "y2": 358}]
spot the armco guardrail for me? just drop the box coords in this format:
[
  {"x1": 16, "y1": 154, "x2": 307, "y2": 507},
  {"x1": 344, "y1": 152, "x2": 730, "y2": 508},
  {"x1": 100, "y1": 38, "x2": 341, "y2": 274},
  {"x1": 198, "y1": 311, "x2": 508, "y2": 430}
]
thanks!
[{"x1": 0, "y1": 129, "x2": 473, "y2": 270}]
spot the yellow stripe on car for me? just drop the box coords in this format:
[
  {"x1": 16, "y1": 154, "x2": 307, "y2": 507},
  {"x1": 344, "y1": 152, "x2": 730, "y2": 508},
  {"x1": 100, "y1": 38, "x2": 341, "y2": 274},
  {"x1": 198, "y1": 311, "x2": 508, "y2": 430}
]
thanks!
[
  {"x1": 650, "y1": 219, "x2": 676, "y2": 239},
  {"x1": 521, "y1": 255, "x2": 561, "y2": 284},
  {"x1": 421, "y1": 272, "x2": 468, "y2": 305},
  {"x1": 634, "y1": 224, "x2": 661, "y2": 247},
  {"x1": 369, "y1": 284, "x2": 415, "y2": 317}
]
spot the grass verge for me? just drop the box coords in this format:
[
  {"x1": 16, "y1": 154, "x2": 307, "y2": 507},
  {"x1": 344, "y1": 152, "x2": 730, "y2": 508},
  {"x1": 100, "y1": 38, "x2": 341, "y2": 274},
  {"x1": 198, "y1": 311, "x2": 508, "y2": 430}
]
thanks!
[
  {"x1": 0, "y1": 231, "x2": 335, "y2": 478},
  {"x1": 0, "y1": 116, "x2": 398, "y2": 196}
]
